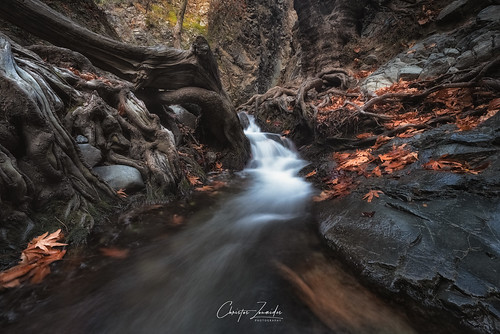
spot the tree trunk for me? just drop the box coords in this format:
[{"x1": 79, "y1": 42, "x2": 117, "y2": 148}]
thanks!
[
  {"x1": 0, "y1": 0, "x2": 248, "y2": 167},
  {"x1": 173, "y1": 0, "x2": 189, "y2": 49},
  {"x1": 0, "y1": 0, "x2": 221, "y2": 93}
]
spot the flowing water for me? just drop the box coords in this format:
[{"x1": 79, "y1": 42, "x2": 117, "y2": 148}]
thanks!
[{"x1": 5, "y1": 115, "x2": 417, "y2": 333}]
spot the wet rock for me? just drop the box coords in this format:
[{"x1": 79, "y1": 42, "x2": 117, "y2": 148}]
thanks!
[
  {"x1": 237, "y1": 112, "x2": 250, "y2": 129},
  {"x1": 455, "y1": 50, "x2": 476, "y2": 69},
  {"x1": 78, "y1": 144, "x2": 102, "y2": 168},
  {"x1": 436, "y1": 0, "x2": 469, "y2": 23},
  {"x1": 420, "y1": 56, "x2": 454, "y2": 79},
  {"x1": 170, "y1": 105, "x2": 198, "y2": 130},
  {"x1": 398, "y1": 65, "x2": 423, "y2": 81},
  {"x1": 315, "y1": 115, "x2": 500, "y2": 332},
  {"x1": 444, "y1": 48, "x2": 461, "y2": 57},
  {"x1": 93, "y1": 165, "x2": 145, "y2": 192},
  {"x1": 477, "y1": 5, "x2": 500, "y2": 23},
  {"x1": 472, "y1": 34, "x2": 496, "y2": 61},
  {"x1": 75, "y1": 134, "x2": 89, "y2": 144}
]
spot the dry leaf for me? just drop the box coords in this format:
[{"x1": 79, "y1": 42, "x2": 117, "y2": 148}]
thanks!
[
  {"x1": 187, "y1": 175, "x2": 202, "y2": 186},
  {"x1": 116, "y1": 188, "x2": 128, "y2": 198},
  {"x1": 1, "y1": 230, "x2": 66, "y2": 288},
  {"x1": 356, "y1": 132, "x2": 374, "y2": 139},
  {"x1": 172, "y1": 214, "x2": 185, "y2": 225},
  {"x1": 363, "y1": 190, "x2": 383, "y2": 203},
  {"x1": 371, "y1": 166, "x2": 382, "y2": 177},
  {"x1": 27, "y1": 229, "x2": 67, "y2": 253},
  {"x1": 100, "y1": 247, "x2": 129, "y2": 259},
  {"x1": 305, "y1": 170, "x2": 317, "y2": 178}
]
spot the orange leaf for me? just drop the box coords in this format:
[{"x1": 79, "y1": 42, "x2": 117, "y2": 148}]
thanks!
[
  {"x1": 26, "y1": 229, "x2": 67, "y2": 253},
  {"x1": 29, "y1": 265, "x2": 52, "y2": 284},
  {"x1": 488, "y1": 98, "x2": 500, "y2": 111},
  {"x1": 305, "y1": 170, "x2": 317, "y2": 178},
  {"x1": 116, "y1": 188, "x2": 128, "y2": 198},
  {"x1": 0, "y1": 264, "x2": 37, "y2": 286},
  {"x1": 356, "y1": 132, "x2": 374, "y2": 139},
  {"x1": 187, "y1": 175, "x2": 202, "y2": 186},
  {"x1": 371, "y1": 166, "x2": 382, "y2": 177},
  {"x1": 423, "y1": 160, "x2": 444, "y2": 170},
  {"x1": 313, "y1": 190, "x2": 335, "y2": 202},
  {"x1": 363, "y1": 190, "x2": 383, "y2": 203},
  {"x1": 100, "y1": 247, "x2": 129, "y2": 259},
  {"x1": 172, "y1": 214, "x2": 185, "y2": 225}
]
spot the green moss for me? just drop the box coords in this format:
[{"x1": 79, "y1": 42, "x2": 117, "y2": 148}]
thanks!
[{"x1": 146, "y1": 3, "x2": 177, "y2": 28}]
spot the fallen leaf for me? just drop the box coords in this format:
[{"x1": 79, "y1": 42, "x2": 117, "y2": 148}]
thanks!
[
  {"x1": 100, "y1": 247, "x2": 129, "y2": 259},
  {"x1": 0, "y1": 230, "x2": 66, "y2": 288},
  {"x1": 361, "y1": 211, "x2": 375, "y2": 217},
  {"x1": 187, "y1": 175, "x2": 202, "y2": 186},
  {"x1": 418, "y1": 17, "x2": 429, "y2": 25},
  {"x1": 363, "y1": 190, "x2": 383, "y2": 203},
  {"x1": 27, "y1": 229, "x2": 67, "y2": 253},
  {"x1": 371, "y1": 166, "x2": 382, "y2": 177},
  {"x1": 313, "y1": 190, "x2": 335, "y2": 202},
  {"x1": 172, "y1": 214, "x2": 185, "y2": 225},
  {"x1": 488, "y1": 98, "x2": 500, "y2": 112},
  {"x1": 116, "y1": 188, "x2": 128, "y2": 198},
  {"x1": 305, "y1": 170, "x2": 317, "y2": 178},
  {"x1": 356, "y1": 132, "x2": 374, "y2": 139}
]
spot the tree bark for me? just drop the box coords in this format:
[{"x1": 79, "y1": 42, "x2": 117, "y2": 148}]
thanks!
[
  {"x1": 0, "y1": 0, "x2": 221, "y2": 93},
  {"x1": 173, "y1": 0, "x2": 189, "y2": 49}
]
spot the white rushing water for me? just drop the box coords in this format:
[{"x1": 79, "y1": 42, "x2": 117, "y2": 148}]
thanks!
[{"x1": 231, "y1": 114, "x2": 313, "y2": 227}]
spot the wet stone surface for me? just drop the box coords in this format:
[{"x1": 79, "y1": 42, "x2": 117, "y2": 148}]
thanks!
[{"x1": 314, "y1": 113, "x2": 500, "y2": 333}]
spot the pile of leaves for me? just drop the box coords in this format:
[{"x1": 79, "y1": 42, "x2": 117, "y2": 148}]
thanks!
[
  {"x1": 314, "y1": 77, "x2": 500, "y2": 139},
  {"x1": 0, "y1": 229, "x2": 67, "y2": 288},
  {"x1": 312, "y1": 77, "x2": 499, "y2": 203}
]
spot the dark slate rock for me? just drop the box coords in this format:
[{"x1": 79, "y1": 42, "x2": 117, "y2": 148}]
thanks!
[
  {"x1": 477, "y1": 5, "x2": 500, "y2": 23},
  {"x1": 93, "y1": 165, "x2": 145, "y2": 192},
  {"x1": 437, "y1": 0, "x2": 469, "y2": 22},
  {"x1": 455, "y1": 50, "x2": 476, "y2": 69},
  {"x1": 238, "y1": 112, "x2": 250, "y2": 129},
  {"x1": 398, "y1": 65, "x2": 423, "y2": 81},
  {"x1": 317, "y1": 192, "x2": 500, "y2": 333},
  {"x1": 78, "y1": 144, "x2": 102, "y2": 168},
  {"x1": 444, "y1": 48, "x2": 461, "y2": 57},
  {"x1": 315, "y1": 114, "x2": 500, "y2": 332}
]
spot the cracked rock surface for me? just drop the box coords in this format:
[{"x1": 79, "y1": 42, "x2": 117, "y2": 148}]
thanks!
[{"x1": 315, "y1": 111, "x2": 500, "y2": 332}]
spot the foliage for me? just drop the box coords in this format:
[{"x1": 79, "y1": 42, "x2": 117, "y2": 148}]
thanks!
[{"x1": 0, "y1": 230, "x2": 67, "y2": 288}]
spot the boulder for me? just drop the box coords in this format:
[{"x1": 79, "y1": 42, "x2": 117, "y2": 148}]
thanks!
[
  {"x1": 455, "y1": 50, "x2": 476, "y2": 69},
  {"x1": 75, "y1": 135, "x2": 89, "y2": 144},
  {"x1": 170, "y1": 104, "x2": 198, "y2": 130},
  {"x1": 78, "y1": 144, "x2": 102, "y2": 168},
  {"x1": 477, "y1": 5, "x2": 500, "y2": 23},
  {"x1": 93, "y1": 165, "x2": 145, "y2": 192},
  {"x1": 398, "y1": 65, "x2": 423, "y2": 81}
]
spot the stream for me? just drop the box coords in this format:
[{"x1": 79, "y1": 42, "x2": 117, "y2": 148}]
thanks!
[{"x1": 4, "y1": 115, "x2": 418, "y2": 333}]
